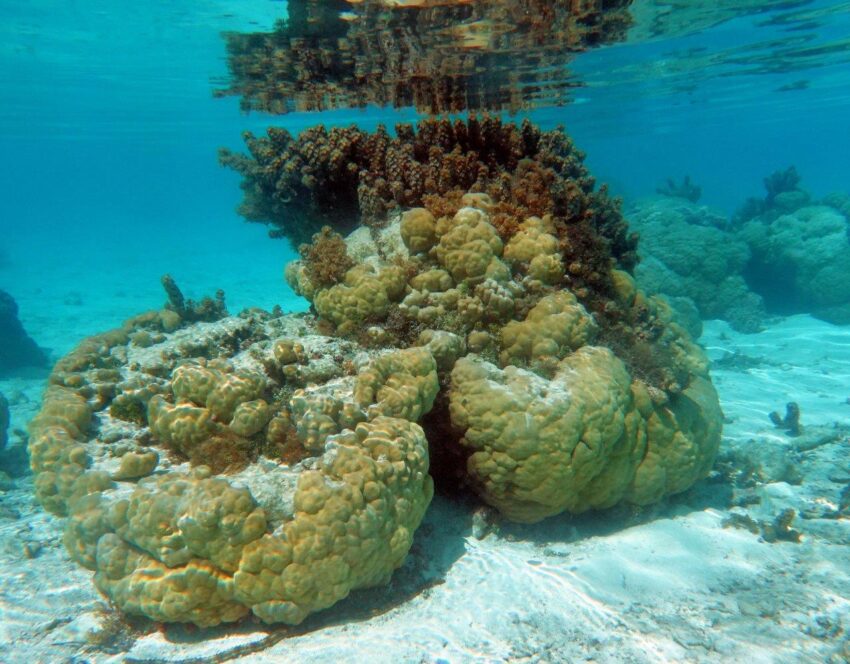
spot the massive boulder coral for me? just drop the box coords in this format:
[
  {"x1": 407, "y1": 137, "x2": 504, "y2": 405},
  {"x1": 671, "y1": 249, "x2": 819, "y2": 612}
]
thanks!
[
  {"x1": 449, "y1": 348, "x2": 720, "y2": 523},
  {"x1": 29, "y1": 310, "x2": 435, "y2": 627},
  {"x1": 283, "y1": 201, "x2": 722, "y2": 522},
  {"x1": 629, "y1": 196, "x2": 766, "y2": 333}
]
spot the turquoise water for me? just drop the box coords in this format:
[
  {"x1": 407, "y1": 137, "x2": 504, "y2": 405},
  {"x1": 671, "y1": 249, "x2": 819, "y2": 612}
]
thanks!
[{"x1": 2, "y1": 2, "x2": 850, "y2": 661}]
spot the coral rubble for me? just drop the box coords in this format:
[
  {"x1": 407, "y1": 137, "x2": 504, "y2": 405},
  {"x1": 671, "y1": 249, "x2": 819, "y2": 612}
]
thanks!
[
  {"x1": 0, "y1": 289, "x2": 48, "y2": 373},
  {"x1": 216, "y1": 0, "x2": 633, "y2": 115}
]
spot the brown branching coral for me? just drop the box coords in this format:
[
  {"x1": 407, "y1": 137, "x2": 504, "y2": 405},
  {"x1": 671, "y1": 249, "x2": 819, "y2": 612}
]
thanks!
[
  {"x1": 160, "y1": 274, "x2": 228, "y2": 324},
  {"x1": 220, "y1": 117, "x2": 638, "y2": 272},
  {"x1": 299, "y1": 227, "x2": 355, "y2": 289},
  {"x1": 216, "y1": 0, "x2": 634, "y2": 115}
]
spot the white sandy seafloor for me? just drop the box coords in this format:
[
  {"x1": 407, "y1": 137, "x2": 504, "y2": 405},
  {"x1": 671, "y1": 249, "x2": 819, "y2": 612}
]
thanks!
[{"x1": 1, "y1": 291, "x2": 850, "y2": 662}]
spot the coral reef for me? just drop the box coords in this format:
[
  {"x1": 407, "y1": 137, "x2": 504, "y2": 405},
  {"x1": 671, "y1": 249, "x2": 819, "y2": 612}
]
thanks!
[
  {"x1": 216, "y1": 0, "x2": 633, "y2": 115},
  {"x1": 30, "y1": 105, "x2": 725, "y2": 627},
  {"x1": 28, "y1": 192, "x2": 723, "y2": 624},
  {"x1": 628, "y1": 197, "x2": 766, "y2": 333},
  {"x1": 0, "y1": 289, "x2": 48, "y2": 373}
]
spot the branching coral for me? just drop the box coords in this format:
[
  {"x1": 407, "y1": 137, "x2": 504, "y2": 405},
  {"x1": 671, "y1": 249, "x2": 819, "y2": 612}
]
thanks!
[
  {"x1": 656, "y1": 175, "x2": 701, "y2": 203},
  {"x1": 161, "y1": 274, "x2": 228, "y2": 324},
  {"x1": 220, "y1": 117, "x2": 638, "y2": 274},
  {"x1": 298, "y1": 226, "x2": 355, "y2": 290}
]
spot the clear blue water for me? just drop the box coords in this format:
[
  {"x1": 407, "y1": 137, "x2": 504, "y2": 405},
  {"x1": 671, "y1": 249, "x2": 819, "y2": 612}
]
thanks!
[
  {"x1": 1, "y1": 2, "x2": 850, "y2": 658},
  {"x1": 2, "y1": 0, "x2": 849, "y2": 355}
]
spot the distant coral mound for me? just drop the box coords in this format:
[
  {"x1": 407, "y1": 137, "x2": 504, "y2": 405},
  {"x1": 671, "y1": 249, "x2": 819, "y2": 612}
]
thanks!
[
  {"x1": 733, "y1": 169, "x2": 850, "y2": 325},
  {"x1": 0, "y1": 289, "x2": 48, "y2": 373},
  {"x1": 629, "y1": 197, "x2": 766, "y2": 333}
]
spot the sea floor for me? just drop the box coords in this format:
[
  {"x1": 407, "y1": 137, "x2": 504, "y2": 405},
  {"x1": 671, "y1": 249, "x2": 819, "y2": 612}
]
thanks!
[{"x1": 1, "y1": 290, "x2": 849, "y2": 662}]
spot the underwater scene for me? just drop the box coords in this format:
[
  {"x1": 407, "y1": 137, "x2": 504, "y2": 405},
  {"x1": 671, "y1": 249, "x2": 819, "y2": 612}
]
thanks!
[{"x1": 2, "y1": 0, "x2": 850, "y2": 661}]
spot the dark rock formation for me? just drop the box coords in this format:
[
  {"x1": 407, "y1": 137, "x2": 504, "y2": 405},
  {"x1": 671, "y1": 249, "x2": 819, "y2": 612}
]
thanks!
[
  {"x1": 0, "y1": 289, "x2": 48, "y2": 373},
  {"x1": 0, "y1": 392, "x2": 8, "y2": 450}
]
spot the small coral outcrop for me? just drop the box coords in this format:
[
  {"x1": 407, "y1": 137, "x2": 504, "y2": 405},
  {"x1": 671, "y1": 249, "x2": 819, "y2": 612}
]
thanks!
[
  {"x1": 729, "y1": 168, "x2": 850, "y2": 324},
  {"x1": 738, "y1": 204, "x2": 850, "y2": 324}
]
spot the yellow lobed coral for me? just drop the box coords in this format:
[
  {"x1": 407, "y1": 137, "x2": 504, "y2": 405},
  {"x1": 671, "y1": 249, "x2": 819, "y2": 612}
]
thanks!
[
  {"x1": 503, "y1": 216, "x2": 565, "y2": 285},
  {"x1": 354, "y1": 347, "x2": 439, "y2": 421},
  {"x1": 499, "y1": 291, "x2": 598, "y2": 368},
  {"x1": 435, "y1": 207, "x2": 506, "y2": 284},
  {"x1": 314, "y1": 263, "x2": 407, "y2": 335},
  {"x1": 449, "y1": 346, "x2": 720, "y2": 523},
  {"x1": 400, "y1": 207, "x2": 438, "y2": 254},
  {"x1": 233, "y1": 416, "x2": 433, "y2": 625}
]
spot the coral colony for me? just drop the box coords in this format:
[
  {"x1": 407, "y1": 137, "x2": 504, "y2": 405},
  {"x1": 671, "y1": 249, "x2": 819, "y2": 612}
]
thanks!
[{"x1": 27, "y1": 0, "x2": 724, "y2": 627}]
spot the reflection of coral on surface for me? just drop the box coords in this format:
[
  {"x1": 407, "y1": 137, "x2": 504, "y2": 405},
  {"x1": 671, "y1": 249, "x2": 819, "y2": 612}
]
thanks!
[{"x1": 216, "y1": 0, "x2": 633, "y2": 114}]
